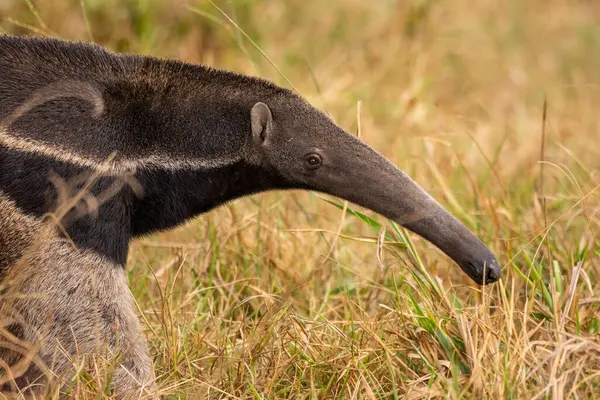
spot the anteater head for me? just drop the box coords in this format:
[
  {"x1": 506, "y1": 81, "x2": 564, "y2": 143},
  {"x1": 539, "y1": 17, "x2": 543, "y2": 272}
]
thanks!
[{"x1": 246, "y1": 95, "x2": 500, "y2": 285}]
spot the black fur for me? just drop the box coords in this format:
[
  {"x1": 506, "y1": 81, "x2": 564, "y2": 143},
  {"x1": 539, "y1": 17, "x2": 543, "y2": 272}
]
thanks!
[
  {"x1": 0, "y1": 147, "x2": 132, "y2": 265},
  {"x1": 0, "y1": 146, "x2": 298, "y2": 266},
  {"x1": 131, "y1": 162, "x2": 298, "y2": 236}
]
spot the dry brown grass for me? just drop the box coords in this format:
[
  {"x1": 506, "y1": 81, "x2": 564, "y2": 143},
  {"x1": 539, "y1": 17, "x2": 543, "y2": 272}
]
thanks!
[{"x1": 1, "y1": 0, "x2": 599, "y2": 398}]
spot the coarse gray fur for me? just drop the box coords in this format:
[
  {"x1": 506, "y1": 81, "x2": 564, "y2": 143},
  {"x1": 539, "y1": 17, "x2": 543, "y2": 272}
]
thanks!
[{"x1": 0, "y1": 34, "x2": 501, "y2": 397}]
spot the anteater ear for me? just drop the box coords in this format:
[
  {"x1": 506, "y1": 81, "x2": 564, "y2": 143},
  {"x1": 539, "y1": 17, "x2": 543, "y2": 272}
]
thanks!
[{"x1": 251, "y1": 102, "x2": 273, "y2": 145}]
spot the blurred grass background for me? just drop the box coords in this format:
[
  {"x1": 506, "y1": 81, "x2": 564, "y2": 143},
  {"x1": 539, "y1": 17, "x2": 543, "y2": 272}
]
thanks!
[{"x1": 1, "y1": 0, "x2": 600, "y2": 398}]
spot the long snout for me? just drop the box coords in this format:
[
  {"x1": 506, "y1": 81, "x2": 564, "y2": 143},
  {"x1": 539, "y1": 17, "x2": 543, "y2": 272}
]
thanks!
[{"x1": 322, "y1": 137, "x2": 501, "y2": 285}]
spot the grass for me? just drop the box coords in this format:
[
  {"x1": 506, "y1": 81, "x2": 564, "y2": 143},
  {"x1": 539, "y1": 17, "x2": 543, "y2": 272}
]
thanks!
[{"x1": 1, "y1": 0, "x2": 600, "y2": 398}]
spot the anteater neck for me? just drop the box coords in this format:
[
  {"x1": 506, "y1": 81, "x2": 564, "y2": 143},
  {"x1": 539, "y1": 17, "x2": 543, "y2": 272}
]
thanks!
[
  {"x1": 130, "y1": 161, "x2": 293, "y2": 236},
  {"x1": 0, "y1": 147, "x2": 295, "y2": 268}
]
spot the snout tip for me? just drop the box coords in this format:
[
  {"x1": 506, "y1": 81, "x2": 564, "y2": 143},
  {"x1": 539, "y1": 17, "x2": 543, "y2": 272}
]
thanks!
[
  {"x1": 464, "y1": 253, "x2": 501, "y2": 286},
  {"x1": 485, "y1": 255, "x2": 502, "y2": 283},
  {"x1": 471, "y1": 254, "x2": 502, "y2": 285}
]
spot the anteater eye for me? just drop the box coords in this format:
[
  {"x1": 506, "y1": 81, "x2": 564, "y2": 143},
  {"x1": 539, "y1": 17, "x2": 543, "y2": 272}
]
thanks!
[{"x1": 305, "y1": 153, "x2": 322, "y2": 169}]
